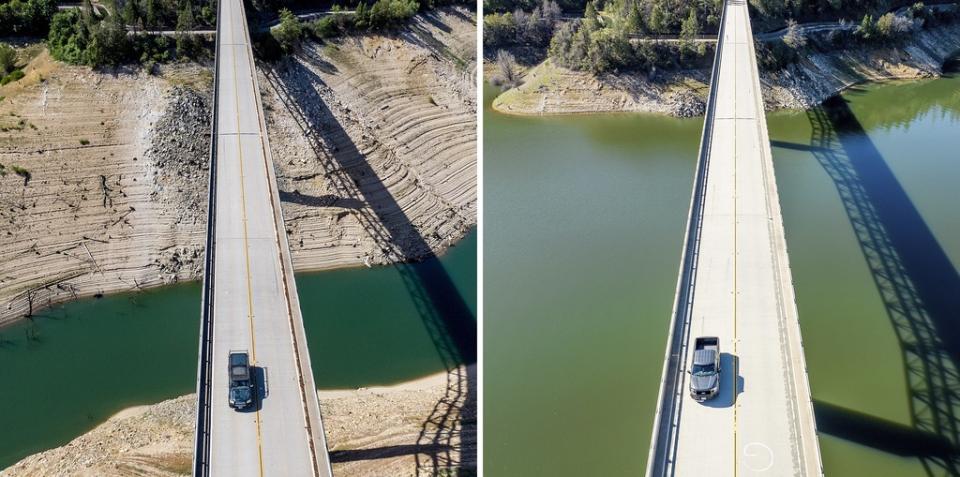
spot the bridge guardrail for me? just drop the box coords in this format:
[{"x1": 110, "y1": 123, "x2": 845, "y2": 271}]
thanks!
[
  {"x1": 644, "y1": 0, "x2": 728, "y2": 475},
  {"x1": 192, "y1": 1, "x2": 222, "y2": 475}
]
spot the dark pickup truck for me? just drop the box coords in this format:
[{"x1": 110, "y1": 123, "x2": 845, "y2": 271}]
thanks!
[
  {"x1": 688, "y1": 336, "x2": 720, "y2": 401},
  {"x1": 228, "y1": 350, "x2": 254, "y2": 410}
]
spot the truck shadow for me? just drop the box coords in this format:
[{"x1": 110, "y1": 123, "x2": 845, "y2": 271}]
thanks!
[
  {"x1": 261, "y1": 56, "x2": 476, "y2": 475},
  {"x1": 234, "y1": 366, "x2": 268, "y2": 414},
  {"x1": 772, "y1": 95, "x2": 960, "y2": 474}
]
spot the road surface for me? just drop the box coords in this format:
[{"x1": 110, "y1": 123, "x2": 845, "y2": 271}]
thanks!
[
  {"x1": 200, "y1": 0, "x2": 333, "y2": 475},
  {"x1": 646, "y1": 1, "x2": 822, "y2": 476}
]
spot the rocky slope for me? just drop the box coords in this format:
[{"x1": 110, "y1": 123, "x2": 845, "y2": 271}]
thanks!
[
  {"x1": 260, "y1": 6, "x2": 477, "y2": 270},
  {"x1": 0, "y1": 6, "x2": 477, "y2": 326},
  {"x1": 488, "y1": 21, "x2": 960, "y2": 117}
]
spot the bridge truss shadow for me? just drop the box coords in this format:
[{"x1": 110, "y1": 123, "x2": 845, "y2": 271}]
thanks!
[
  {"x1": 774, "y1": 96, "x2": 960, "y2": 475},
  {"x1": 261, "y1": 56, "x2": 476, "y2": 475}
]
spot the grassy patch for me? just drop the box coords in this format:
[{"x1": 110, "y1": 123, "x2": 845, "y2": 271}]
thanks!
[
  {"x1": 11, "y1": 165, "x2": 30, "y2": 182},
  {"x1": 0, "y1": 69, "x2": 25, "y2": 86}
]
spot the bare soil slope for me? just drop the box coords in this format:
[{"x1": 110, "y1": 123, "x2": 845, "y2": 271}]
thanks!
[
  {"x1": 260, "y1": 6, "x2": 477, "y2": 270},
  {"x1": 0, "y1": 52, "x2": 211, "y2": 325},
  {"x1": 0, "y1": 6, "x2": 477, "y2": 326}
]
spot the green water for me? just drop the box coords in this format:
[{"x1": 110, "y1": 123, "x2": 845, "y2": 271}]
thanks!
[
  {"x1": 483, "y1": 84, "x2": 701, "y2": 475},
  {"x1": 484, "y1": 73, "x2": 960, "y2": 476},
  {"x1": 0, "y1": 231, "x2": 475, "y2": 468},
  {"x1": 769, "y1": 76, "x2": 960, "y2": 476}
]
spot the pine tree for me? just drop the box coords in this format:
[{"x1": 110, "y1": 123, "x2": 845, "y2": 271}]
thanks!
[
  {"x1": 123, "y1": 0, "x2": 141, "y2": 28},
  {"x1": 680, "y1": 7, "x2": 699, "y2": 39},
  {"x1": 625, "y1": 0, "x2": 642, "y2": 34},
  {"x1": 583, "y1": 1, "x2": 599, "y2": 32},
  {"x1": 647, "y1": 2, "x2": 665, "y2": 34}
]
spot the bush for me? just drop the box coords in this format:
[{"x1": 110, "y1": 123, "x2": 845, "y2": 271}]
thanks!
[
  {"x1": 490, "y1": 49, "x2": 521, "y2": 88},
  {"x1": 0, "y1": 0, "x2": 58, "y2": 36},
  {"x1": 782, "y1": 19, "x2": 806, "y2": 48},
  {"x1": 484, "y1": 12, "x2": 517, "y2": 46},
  {"x1": 272, "y1": 8, "x2": 303, "y2": 52},
  {"x1": 0, "y1": 69, "x2": 25, "y2": 85},
  {"x1": 366, "y1": 0, "x2": 419, "y2": 30},
  {"x1": 48, "y1": 8, "x2": 198, "y2": 67},
  {"x1": 0, "y1": 43, "x2": 16, "y2": 75}
]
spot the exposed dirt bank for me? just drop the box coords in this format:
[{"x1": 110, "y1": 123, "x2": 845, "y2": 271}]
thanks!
[
  {"x1": 0, "y1": 365, "x2": 477, "y2": 477},
  {"x1": 487, "y1": 22, "x2": 960, "y2": 116},
  {"x1": 0, "y1": 6, "x2": 476, "y2": 326},
  {"x1": 259, "y1": 6, "x2": 477, "y2": 270}
]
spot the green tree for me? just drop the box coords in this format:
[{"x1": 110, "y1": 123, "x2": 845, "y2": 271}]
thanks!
[
  {"x1": 782, "y1": 19, "x2": 806, "y2": 48},
  {"x1": 624, "y1": 0, "x2": 642, "y2": 34},
  {"x1": 0, "y1": 43, "x2": 16, "y2": 75},
  {"x1": 144, "y1": 0, "x2": 158, "y2": 28},
  {"x1": 176, "y1": 0, "x2": 197, "y2": 57},
  {"x1": 856, "y1": 13, "x2": 876, "y2": 39},
  {"x1": 483, "y1": 12, "x2": 516, "y2": 46},
  {"x1": 272, "y1": 8, "x2": 303, "y2": 51},
  {"x1": 647, "y1": 2, "x2": 665, "y2": 33},
  {"x1": 355, "y1": 1, "x2": 369, "y2": 29},
  {"x1": 583, "y1": 1, "x2": 599, "y2": 32},
  {"x1": 680, "y1": 7, "x2": 699, "y2": 39},
  {"x1": 123, "y1": 0, "x2": 141, "y2": 28}
]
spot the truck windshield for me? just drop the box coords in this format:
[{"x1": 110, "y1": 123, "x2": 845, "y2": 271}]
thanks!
[
  {"x1": 691, "y1": 363, "x2": 715, "y2": 376},
  {"x1": 231, "y1": 386, "x2": 252, "y2": 403}
]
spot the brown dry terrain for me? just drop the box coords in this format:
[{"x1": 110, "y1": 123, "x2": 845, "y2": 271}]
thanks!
[
  {"x1": 260, "y1": 6, "x2": 477, "y2": 270},
  {"x1": 0, "y1": 5, "x2": 477, "y2": 326},
  {"x1": 0, "y1": 52, "x2": 211, "y2": 325},
  {"x1": 1, "y1": 366, "x2": 477, "y2": 477}
]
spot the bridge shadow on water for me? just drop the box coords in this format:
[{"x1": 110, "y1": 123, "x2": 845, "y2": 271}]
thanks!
[
  {"x1": 772, "y1": 95, "x2": 960, "y2": 475},
  {"x1": 260, "y1": 55, "x2": 476, "y2": 475}
]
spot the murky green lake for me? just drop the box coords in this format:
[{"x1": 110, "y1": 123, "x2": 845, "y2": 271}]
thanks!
[
  {"x1": 0, "y1": 231, "x2": 475, "y2": 468},
  {"x1": 484, "y1": 72, "x2": 960, "y2": 476}
]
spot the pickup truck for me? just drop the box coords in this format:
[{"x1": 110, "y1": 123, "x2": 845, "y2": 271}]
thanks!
[
  {"x1": 688, "y1": 336, "x2": 720, "y2": 401},
  {"x1": 228, "y1": 350, "x2": 255, "y2": 410}
]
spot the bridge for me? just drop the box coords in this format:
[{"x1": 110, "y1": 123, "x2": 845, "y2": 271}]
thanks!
[
  {"x1": 646, "y1": 1, "x2": 823, "y2": 475},
  {"x1": 191, "y1": 0, "x2": 334, "y2": 475}
]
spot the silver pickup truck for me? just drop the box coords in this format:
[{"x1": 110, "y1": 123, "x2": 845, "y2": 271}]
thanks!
[{"x1": 689, "y1": 336, "x2": 720, "y2": 401}]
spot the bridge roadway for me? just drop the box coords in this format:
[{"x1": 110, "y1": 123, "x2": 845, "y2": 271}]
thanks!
[
  {"x1": 193, "y1": 0, "x2": 333, "y2": 474},
  {"x1": 646, "y1": 1, "x2": 822, "y2": 476}
]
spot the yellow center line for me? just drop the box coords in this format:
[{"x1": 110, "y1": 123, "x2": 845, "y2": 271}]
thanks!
[
  {"x1": 731, "y1": 5, "x2": 739, "y2": 475},
  {"x1": 224, "y1": 0, "x2": 265, "y2": 474}
]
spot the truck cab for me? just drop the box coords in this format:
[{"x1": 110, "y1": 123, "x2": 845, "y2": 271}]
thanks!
[
  {"x1": 689, "y1": 336, "x2": 720, "y2": 401},
  {"x1": 228, "y1": 350, "x2": 254, "y2": 410}
]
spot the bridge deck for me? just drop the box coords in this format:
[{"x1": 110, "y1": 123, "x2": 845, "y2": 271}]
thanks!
[
  {"x1": 647, "y1": 1, "x2": 822, "y2": 476},
  {"x1": 202, "y1": 0, "x2": 333, "y2": 474}
]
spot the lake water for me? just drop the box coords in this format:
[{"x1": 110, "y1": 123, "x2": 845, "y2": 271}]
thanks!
[
  {"x1": 0, "y1": 231, "x2": 475, "y2": 468},
  {"x1": 484, "y1": 72, "x2": 960, "y2": 476}
]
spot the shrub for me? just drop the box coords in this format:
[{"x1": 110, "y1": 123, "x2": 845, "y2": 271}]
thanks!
[
  {"x1": 0, "y1": 43, "x2": 16, "y2": 75},
  {"x1": 782, "y1": 19, "x2": 807, "y2": 49},
  {"x1": 0, "y1": 69, "x2": 25, "y2": 85},
  {"x1": 0, "y1": 0, "x2": 58, "y2": 36},
  {"x1": 490, "y1": 49, "x2": 520, "y2": 88},
  {"x1": 272, "y1": 8, "x2": 303, "y2": 52}
]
